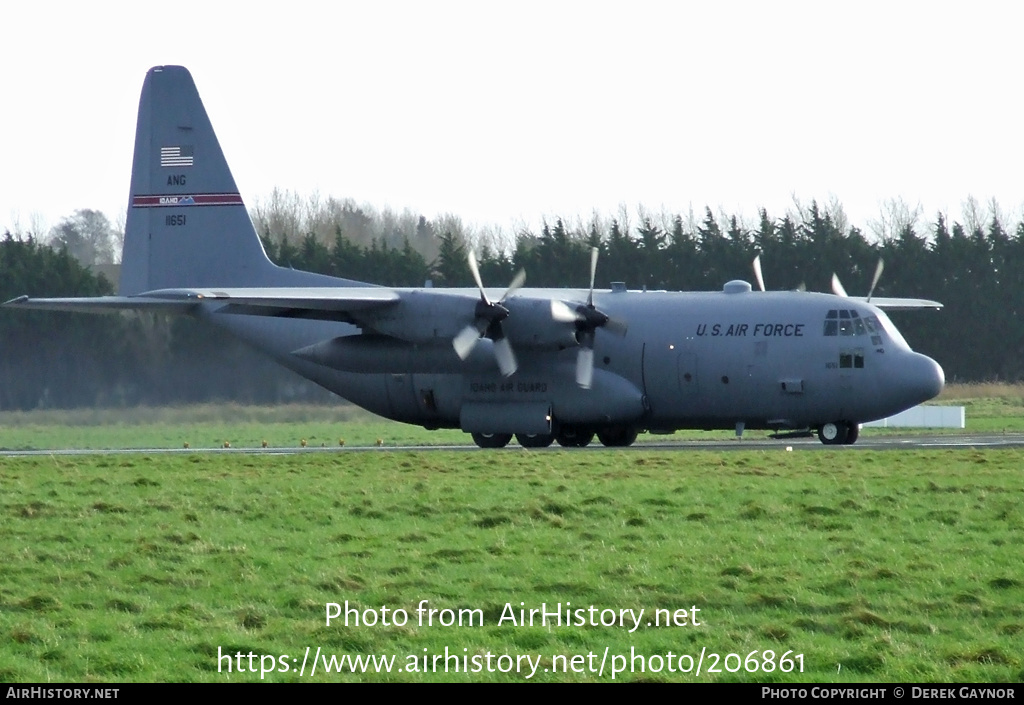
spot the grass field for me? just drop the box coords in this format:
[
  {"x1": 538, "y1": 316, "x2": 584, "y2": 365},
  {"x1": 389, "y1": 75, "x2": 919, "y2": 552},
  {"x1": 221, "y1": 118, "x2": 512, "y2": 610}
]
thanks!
[
  {"x1": 1, "y1": 449, "x2": 1022, "y2": 682},
  {"x1": 1, "y1": 382, "x2": 1022, "y2": 451}
]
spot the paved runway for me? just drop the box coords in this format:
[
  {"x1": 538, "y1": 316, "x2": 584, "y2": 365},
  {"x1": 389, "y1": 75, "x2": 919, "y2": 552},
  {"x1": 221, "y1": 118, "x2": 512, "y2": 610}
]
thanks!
[{"x1": 2, "y1": 433, "x2": 1023, "y2": 456}]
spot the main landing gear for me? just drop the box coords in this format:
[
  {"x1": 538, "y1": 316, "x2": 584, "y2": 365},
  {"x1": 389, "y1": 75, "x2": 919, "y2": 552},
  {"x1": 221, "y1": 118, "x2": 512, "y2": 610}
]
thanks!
[
  {"x1": 470, "y1": 425, "x2": 638, "y2": 448},
  {"x1": 596, "y1": 425, "x2": 639, "y2": 447},
  {"x1": 515, "y1": 432, "x2": 554, "y2": 448},
  {"x1": 555, "y1": 426, "x2": 595, "y2": 448},
  {"x1": 470, "y1": 432, "x2": 513, "y2": 448},
  {"x1": 817, "y1": 421, "x2": 860, "y2": 445}
]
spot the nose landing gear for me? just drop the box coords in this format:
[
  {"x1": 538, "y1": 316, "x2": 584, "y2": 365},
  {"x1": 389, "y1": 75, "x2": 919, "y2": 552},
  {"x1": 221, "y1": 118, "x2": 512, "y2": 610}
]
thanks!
[{"x1": 817, "y1": 421, "x2": 859, "y2": 445}]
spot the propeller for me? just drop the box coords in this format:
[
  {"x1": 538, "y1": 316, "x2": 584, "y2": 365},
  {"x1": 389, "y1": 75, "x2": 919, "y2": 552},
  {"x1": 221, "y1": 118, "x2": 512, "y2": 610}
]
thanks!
[
  {"x1": 866, "y1": 258, "x2": 884, "y2": 302},
  {"x1": 832, "y1": 258, "x2": 884, "y2": 301},
  {"x1": 752, "y1": 254, "x2": 766, "y2": 292},
  {"x1": 452, "y1": 250, "x2": 525, "y2": 377},
  {"x1": 830, "y1": 272, "x2": 848, "y2": 298},
  {"x1": 555, "y1": 247, "x2": 628, "y2": 389},
  {"x1": 754, "y1": 254, "x2": 805, "y2": 292}
]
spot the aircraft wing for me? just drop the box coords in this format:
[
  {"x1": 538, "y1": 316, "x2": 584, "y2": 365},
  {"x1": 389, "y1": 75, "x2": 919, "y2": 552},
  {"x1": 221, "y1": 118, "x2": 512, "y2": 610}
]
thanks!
[
  {"x1": 148, "y1": 287, "x2": 401, "y2": 311},
  {"x1": 2, "y1": 294, "x2": 200, "y2": 313},
  {"x1": 4, "y1": 287, "x2": 404, "y2": 321},
  {"x1": 157, "y1": 287, "x2": 403, "y2": 323},
  {"x1": 856, "y1": 297, "x2": 943, "y2": 311}
]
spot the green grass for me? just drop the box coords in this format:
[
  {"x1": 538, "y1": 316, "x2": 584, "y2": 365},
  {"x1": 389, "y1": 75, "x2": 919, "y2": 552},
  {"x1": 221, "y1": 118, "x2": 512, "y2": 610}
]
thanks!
[
  {"x1": 933, "y1": 383, "x2": 1024, "y2": 433},
  {"x1": 1, "y1": 385, "x2": 1023, "y2": 451},
  {"x1": 0, "y1": 404, "x2": 465, "y2": 450},
  {"x1": 1, "y1": 450, "x2": 1022, "y2": 682}
]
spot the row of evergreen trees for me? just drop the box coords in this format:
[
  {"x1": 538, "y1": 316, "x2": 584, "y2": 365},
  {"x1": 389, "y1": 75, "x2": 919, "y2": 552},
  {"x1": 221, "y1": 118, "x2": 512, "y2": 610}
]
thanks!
[
  {"x1": 1, "y1": 200, "x2": 1021, "y2": 410},
  {"x1": 259, "y1": 203, "x2": 1022, "y2": 384},
  {"x1": 0, "y1": 234, "x2": 329, "y2": 410}
]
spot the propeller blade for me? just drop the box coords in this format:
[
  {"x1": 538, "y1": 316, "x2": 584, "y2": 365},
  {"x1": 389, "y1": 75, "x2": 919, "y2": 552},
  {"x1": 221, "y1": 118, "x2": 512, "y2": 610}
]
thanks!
[
  {"x1": 752, "y1": 254, "x2": 765, "y2": 292},
  {"x1": 603, "y1": 316, "x2": 628, "y2": 337},
  {"x1": 576, "y1": 346, "x2": 594, "y2": 389},
  {"x1": 493, "y1": 335, "x2": 517, "y2": 377},
  {"x1": 587, "y1": 246, "x2": 599, "y2": 307},
  {"x1": 501, "y1": 268, "x2": 526, "y2": 302},
  {"x1": 550, "y1": 300, "x2": 581, "y2": 323},
  {"x1": 467, "y1": 249, "x2": 488, "y2": 304},
  {"x1": 866, "y1": 258, "x2": 884, "y2": 302},
  {"x1": 831, "y1": 273, "x2": 848, "y2": 298},
  {"x1": 453, "y1": 324, "x2": 482, "y2": 360}
]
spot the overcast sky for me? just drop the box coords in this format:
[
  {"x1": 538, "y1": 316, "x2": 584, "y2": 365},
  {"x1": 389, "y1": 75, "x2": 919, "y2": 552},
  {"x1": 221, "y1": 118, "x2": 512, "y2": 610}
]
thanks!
[{"x1": 3, "y1": 1, "x2": 1022, "y2": 240}]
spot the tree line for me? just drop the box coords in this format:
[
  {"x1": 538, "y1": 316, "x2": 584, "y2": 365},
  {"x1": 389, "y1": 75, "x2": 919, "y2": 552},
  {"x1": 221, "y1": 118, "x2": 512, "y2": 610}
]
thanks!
[{"x1": 1, "y1": 198, "x2": 1021, "y2": 410}]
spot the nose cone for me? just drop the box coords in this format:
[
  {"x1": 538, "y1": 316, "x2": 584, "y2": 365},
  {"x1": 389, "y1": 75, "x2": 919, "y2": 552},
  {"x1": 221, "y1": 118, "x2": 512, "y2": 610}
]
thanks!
[{"x1": 907, "y1": 352, "x2": 945, "y2": 403}]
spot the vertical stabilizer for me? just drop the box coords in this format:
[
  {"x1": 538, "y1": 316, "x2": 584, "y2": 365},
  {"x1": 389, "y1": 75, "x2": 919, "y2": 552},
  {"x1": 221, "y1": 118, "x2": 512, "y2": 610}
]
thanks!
[{"x1": 119, "y1": 66, "x2": 320, "y2": 295}]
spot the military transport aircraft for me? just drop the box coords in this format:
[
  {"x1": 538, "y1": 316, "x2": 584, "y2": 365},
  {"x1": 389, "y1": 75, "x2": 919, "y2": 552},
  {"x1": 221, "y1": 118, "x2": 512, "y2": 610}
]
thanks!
[{"x1": 4, "y1": 66, "x2": 945, "y2": 448}]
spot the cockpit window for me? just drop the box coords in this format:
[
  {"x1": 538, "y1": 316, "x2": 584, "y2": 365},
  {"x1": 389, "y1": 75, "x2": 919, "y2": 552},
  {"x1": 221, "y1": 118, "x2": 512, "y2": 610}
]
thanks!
[{"x1": 824, "y1": 309, "x2": 880, "y2": 339}]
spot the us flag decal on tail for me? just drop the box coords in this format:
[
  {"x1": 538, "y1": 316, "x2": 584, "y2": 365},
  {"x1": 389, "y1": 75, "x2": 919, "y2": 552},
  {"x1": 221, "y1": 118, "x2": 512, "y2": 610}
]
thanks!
[{"x1": 161, "y1": 145, "x2": 194, "y2": 167}]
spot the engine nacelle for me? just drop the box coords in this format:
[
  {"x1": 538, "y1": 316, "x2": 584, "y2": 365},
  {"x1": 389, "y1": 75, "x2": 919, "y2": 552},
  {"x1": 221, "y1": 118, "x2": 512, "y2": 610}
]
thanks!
[
  {"x1": 356, "y1": 290, "x2": 476, "y2": 343},
  {"x1": 357, "y1": 292, "x2": 581, "y2": 351},
  {"x1": 502, "y1": 297, "x2": 580, "y2": 349}
]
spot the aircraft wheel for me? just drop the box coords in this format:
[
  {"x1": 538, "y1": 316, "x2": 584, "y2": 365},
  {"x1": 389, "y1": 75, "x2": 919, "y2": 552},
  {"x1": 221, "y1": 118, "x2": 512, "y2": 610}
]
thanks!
[
  {"x1": 556, "y1": 427, "x2": 595, "y2": 448},
  {"x1": 817, "y1": 422, "x2": 850, "y2": 445},
  {"x1": 471, "y1": 432, "x2": 512, "y2": 449},
  {"x1": 843, "y1": 423, "x2": 860, "y2": 445},
  {"x1": 597, "y1": 426, "x2": 638, "y2": 447},
  {"x1": 516, "y1": 433, "x2": 554, "y2": 448},
  {"x1": 574, "y1": 431, "x2": 595, "y2": 448}
]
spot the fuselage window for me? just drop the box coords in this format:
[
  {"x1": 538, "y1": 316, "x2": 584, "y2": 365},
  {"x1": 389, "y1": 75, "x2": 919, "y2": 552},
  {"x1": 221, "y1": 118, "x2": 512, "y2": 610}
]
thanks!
[
  {"x1": 824, "y1": 320, "x2": 838, "y2": 336},
  {"x1": 853, "y1": 317, "x2": 866, "y2": 336},
  {"x1": 839, "y1": 318, "x2": 853, "y2": 336},
  {"x1": 854, "y1": 348, "x2": 864, "y2": 368},
  {"x1": 839, "y1": 349, "x2": 853, "y2": 368}
]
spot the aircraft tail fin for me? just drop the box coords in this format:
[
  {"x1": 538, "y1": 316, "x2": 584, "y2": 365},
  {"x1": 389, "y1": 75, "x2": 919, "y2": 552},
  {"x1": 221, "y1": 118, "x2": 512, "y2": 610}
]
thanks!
[{"x1": 119, "y1": 66, "x2": 330, "y2": 295}]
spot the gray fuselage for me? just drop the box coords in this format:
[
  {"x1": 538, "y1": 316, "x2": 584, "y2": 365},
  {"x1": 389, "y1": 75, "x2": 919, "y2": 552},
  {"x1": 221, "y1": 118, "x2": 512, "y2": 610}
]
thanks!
[{"x1": 204, "y1": 281, "x2": 944, "y2": 436}]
